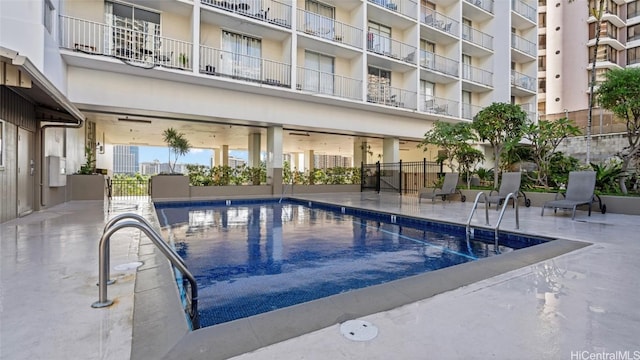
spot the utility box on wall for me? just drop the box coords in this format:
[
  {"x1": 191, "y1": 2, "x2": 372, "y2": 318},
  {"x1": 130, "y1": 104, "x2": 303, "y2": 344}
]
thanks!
[{"x1": 47, "y1": 156, "x2": 67, "y2": 187}]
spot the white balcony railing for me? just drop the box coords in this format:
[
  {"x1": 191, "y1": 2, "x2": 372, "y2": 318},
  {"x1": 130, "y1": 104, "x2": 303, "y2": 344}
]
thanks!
[
  {"x1": 201, "y1": 0, "x2": 291, "y2": 28},
  {"x1": 367, "y1": 33, "x2": 417, "y2": 64},
  {"x1": 511, "y1": 34, "x2": 536, "y2": 57},
  {"x1": 367, "y1": 84, "x2": 417, "y2": 110},
  {"x1": 297, "y1": 9, "x2": 363, "y2": 49},
  {"x1": 465, "y1": 0, "x2": 494, "y2": 14},
  {"x1": 420, "y1": 50, "x2": 459, "y2": 77},
  {"x1": 462, "y1": 64, "x2": 493, "y2": 86},
  {"x1": 296, "y1": 67, "x2": 362, "y2": 101},
  {"x1": 511, "y1": 70, "x2": 535, "y2": 92},
  {"x1": 60, "y1": 15, "x2": 193, "y2": 70},
  {"x1": 512, "y1": 0, "x2": 536, "y2": 22},
  {"x1": 461, "y1": 103, "x2": 483, "y2": 120},
  {"x1": 462, "y1": 24, "x2": 494, "y2": 50},
  {"x1": 369, "y1": 0, "x2": 419, "y2": 19},
  {"x1": 421, "y1": 7, "x2": 459, "y2": 37},
  {"x1": 420, "y1": 96, "x2": 459, "y2": 117},
  {"x1": 200, "y1": 45, "x2": 291, "y2": 86}
]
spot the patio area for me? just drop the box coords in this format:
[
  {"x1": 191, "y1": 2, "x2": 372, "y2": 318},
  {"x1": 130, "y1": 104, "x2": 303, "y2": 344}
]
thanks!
[{"x1": 1, "y1": 192, "x2": 638, "y2": 359}]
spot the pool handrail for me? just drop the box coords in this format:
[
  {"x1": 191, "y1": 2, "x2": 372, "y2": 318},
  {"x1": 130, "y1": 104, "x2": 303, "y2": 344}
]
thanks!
[
  {"x1": 466, "y1": 191, "x2": 520, "y2": 252},
  {"x1": 92, "y1": 215, "x2": 200, "y2": 330}
]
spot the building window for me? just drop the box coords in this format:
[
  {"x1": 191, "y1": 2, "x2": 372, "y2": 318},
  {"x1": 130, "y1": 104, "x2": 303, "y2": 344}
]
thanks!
[
  {"x1": 629, "y1": 0, "x2": 640, "y2": 19},
  {"x1": 589, "y1": 0, "x2": 617, "y2": 15},
  {"x1": 538, "y1": 78, "x2": 546, "y2": 93},
  {"x1": 221, "y1": 31, "x2": 261, "y2": 80},
  {"x1": 367, "y1": 21, "x2": 391, "y2": 54},
  {"x1": 628, "y1": 47, "x2": 640, "y2": 65},
  {"x1": 538, "y1": 13, "x2": 546, "y2": 27},
  {"x1": 538, "y1": 56, "x2": 546, "y2": 71},
  {"x1": 304, "y1": 0, "x2": 335, "y2": 38},
  {"x1": 303, "y1": 50, "x2": 334, "y2": 94},
  {"x1": 43, "y1": 0, "x2": 54, "y2": 34},
  {"x1": 0, "y1": 119, "x2": 4, "y2": 169},
  {"x1": 628, "y1": 24, "x2": 640, "y2": 42},
  {"x1": 367, "y1": 66, "x2": 391, "y2": 103},
  {"x1": 106, "y1": 1, "x2": 161, "y2": 59},
  {"x1": 538, "y1": 34, "x2": 546, "y2": 49},
  {"x1": 589, "y1": 45, "x2": 618, "y2": 63}
]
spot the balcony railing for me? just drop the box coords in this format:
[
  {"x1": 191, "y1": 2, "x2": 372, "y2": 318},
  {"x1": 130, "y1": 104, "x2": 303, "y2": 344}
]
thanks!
[
  {"x1": 60, "y1": 15, "x2": 193, "y2": 70},
  {"x1": 201, "y1": 0, "x2": 291, "y2": 28},
  {"x1": 462, "y1": 25, "x2": 493, "y2": 50},
  {"x1": 369, "y1": 0, "x2": 418, "y2": 19},
  {"x1": 367, "y1": 33, "x2": 417, "y2": 64},
  {"x1": 200, "y1": 45, "x2": 291, "y2": 87},
  {"x1": 511, "y1": 70, "x2": 535, "y2": 92},
  {"x1": 420, "y1": 50, "x2": 459, "y2": 77},
  {"x1": 461, "y1": 103, "x2": 483, "y2": 120},
  {"x1": 511, "y1": 34, "x2": 536, "y2": 57},
  {"x1": 512, "y1": 0, "x2": 536, "y2": 22},
  {"x1": 367, "y1": 84, "x2": 417, "y2": 110},
  {"x1": 421, "y1": 8, "x2": 459, "y2": 37},
  {"x1": 420, "y1": 96, "x2": 459, "y2": 117},
  {"x1": 297, "y1": 9, "x2": 362, "y2": 49},
  {"x1": 462, "y1": 64, "x2": 493, "y2": 86},
  {"x1": 296, "y1": 67, "x2": 362, "y2": 101},
  {"x1": 465, "y1": 0, "x2": 494, "y2": 14},
  {"x1": 519, "y1": 103, "x2": 536, "y2": 121}
]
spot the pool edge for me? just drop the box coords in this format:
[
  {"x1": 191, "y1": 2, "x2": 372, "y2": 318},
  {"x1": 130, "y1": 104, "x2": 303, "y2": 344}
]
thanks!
[{"x1": 159, "y1": 237, "x2": 590, "y2": 360}]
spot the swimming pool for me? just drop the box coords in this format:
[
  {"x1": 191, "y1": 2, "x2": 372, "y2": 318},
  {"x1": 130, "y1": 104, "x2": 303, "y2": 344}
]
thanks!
[{"x1": 155, "y1": 198, "x2": 548, "y2": 329}]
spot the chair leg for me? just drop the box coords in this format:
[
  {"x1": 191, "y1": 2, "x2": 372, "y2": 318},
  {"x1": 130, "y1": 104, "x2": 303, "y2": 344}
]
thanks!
[
  {"x1": 571, "y1": 206, "x2": 577, "y2": 220},
  {"x1": 541, "y1": 206, "x2": 545, "y2": 216}
]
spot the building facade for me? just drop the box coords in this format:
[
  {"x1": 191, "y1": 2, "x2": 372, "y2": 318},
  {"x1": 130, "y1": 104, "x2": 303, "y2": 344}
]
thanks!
[
  {"x1": 1, "y1": 0, "x2": 537, "y2": 222},
  {"x1": 113, "y1": 145, "x2": 139, "y2": 174}
]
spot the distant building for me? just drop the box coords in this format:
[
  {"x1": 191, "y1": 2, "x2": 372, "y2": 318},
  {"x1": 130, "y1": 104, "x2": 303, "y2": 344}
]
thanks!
[
  {"x1": 314, "y1": 155, "x2": 352, "y2": 169},
  {"x1": 113, "y1": 145, "x2": 139, "y2": 175},
  {"x1": 140, "y1": 160, "x2": 188, "y2": 175}
]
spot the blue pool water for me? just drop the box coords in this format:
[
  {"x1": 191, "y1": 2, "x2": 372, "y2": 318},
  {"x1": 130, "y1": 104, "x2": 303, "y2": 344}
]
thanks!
[{"x1": 155, "y1": 199, "x2": 547, "y2": 328}]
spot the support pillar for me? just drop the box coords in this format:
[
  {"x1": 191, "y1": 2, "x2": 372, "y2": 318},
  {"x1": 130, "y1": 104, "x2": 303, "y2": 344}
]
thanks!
[
  {"x1": 304, "y1": 150, "x2": 314, "y2": 174},
  {"x1": 248, "y1": 133, "x2": 261, "y2": 167},
  {"x1": 267, "y1": 126, "x2": 283, "y2": 195},
  {"x1": 219, "y1": 145, "x2": 229, "y2": 166},
  {"x1": 354, "y1": 137, "x2": 369, "y2": 166},
  {"x1": 383, "y1": 137, "x2": 399, "y2": 163}
]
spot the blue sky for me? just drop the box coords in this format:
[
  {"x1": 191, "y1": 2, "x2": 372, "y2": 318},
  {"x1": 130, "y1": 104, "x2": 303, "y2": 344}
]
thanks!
[{"x1": 138, "y1": 146, "x2": 247, "y2": 166}]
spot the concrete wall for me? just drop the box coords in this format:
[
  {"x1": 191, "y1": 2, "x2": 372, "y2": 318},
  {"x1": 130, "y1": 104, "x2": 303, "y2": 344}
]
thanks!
[{"x1": 557, "y1": 133, "x2": 633, "y2": 164}]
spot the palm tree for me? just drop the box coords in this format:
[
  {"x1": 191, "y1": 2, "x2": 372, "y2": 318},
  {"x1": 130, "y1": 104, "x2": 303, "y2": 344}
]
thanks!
[{"x1": 162, "y1": 127, "x2": 191, "y2": 173}]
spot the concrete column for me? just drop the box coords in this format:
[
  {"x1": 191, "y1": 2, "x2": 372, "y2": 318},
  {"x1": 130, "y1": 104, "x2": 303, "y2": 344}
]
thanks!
[
  {"x1": 304, "y1": 150, "x2": 314, "y2": 173},
  {"x1": 383, "y1": 137, "x2": 399, "y2": 163},
  {"x1": 248, "y1": 133, "x2": 261, "y2": 167},
  {"x1": 191, "y1": 2, "x2": 200, "y2": 73},
  {"x1": 267, "y1": 126, "x2": 283, "y2": 194},
  {"x1": 353, "y1": 138, "x2": 369, "y2": 166},
  {"x1": 220, "y1": 145, "x2": 229, "y2": 166}
]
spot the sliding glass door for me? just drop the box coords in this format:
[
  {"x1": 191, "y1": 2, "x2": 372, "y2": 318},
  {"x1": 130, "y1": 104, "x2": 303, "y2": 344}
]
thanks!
[
  {"x1": 304, "y1": 51, "x2": 334, "y2": 94},
  {"x1": 221, "y1": 31, "x2": 262, "y2": 80}
]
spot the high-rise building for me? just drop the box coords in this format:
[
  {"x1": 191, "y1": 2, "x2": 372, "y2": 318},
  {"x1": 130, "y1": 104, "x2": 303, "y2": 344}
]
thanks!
[
  {"x1": 538, "y1": 0, "x2": 632, "y2": 125},
  {"x1": 113, "y1": 145, "x2": 139, "y2": 174}
]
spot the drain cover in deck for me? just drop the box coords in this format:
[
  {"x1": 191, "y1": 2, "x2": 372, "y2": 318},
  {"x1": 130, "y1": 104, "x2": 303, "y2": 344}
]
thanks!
[{"x1": 340, "y1": 320, "x2": 378, "y2": 341}]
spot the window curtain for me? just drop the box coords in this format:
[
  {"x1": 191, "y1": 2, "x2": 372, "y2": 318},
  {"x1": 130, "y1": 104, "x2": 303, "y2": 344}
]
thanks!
[
  {"x1": 304, "y1": 51, "x2": 334, "y2": 94},
  {"x1": 305, "y1": 0, "x2": 335, "y2": 39},
  {"x1": 221, "y1": 31, "x2": 262, "y2": 80}
]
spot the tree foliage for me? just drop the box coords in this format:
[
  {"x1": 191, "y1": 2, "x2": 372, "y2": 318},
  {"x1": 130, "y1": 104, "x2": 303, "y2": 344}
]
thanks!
[
  {"x1": 418, "y1": 120, "x2": 477, "y2": 172},
  {"x1": 596, "y1": 67, "x2": 640, "y2": 194},
  {"x1": 472, "y1": 102, "x2": 527, "y2": 187},
  {"x1": 522, "y1": 117, "x2": 581, "y2": 188},
  {"x1": 455, "y1": 144, "x2": 485, "y2": 189},
  {"x1": 162, "y1": 127, "x2": 191, "y2": 174}
]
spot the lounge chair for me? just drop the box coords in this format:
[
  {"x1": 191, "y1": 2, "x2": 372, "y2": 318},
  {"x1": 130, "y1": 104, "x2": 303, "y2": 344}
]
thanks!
[
  {"x1": 419, "y1": 172, "x2": 465, "y2": 203},
  {"x1": 485, "y1": 172, "x2": 522, "y2": 209},
  {"x1": 541, "y1": 171, "x2": 597, "y2": 220}
]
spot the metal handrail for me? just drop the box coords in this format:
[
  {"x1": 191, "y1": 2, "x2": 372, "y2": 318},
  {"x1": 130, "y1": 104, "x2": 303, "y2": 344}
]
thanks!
[
  {"x1": 493, "y1": 192, "x2": 520, "y2": 250},
  {"x1": 92, "y1": 215, "x2": 200, "y2": 329},
  {"x1": 466, "y1": 192, "x2": 519, "y2": 253},
  {"x1": 466, "y1": 192, "x2": 490, "y2": 238}
]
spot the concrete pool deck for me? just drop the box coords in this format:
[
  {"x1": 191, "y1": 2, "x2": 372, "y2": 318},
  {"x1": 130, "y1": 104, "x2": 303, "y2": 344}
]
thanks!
[{"x1": 1, "y1": 193, "x2": 639, "y2": 359}]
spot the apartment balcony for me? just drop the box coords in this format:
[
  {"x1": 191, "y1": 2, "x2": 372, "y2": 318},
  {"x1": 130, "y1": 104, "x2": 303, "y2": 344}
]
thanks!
[
  {"x1": 461, "y1": 25, "x2": 493, "y2": 56},
  {"x1": 461, "y1": 64, "x2": 493, "y2": 90},
  {"x1": 511, "y1": 70, "x2": 536, "y2": 96},
  {"x1": 367, "y1": 84, "x2": 417, "y2": 110},
  {"x1": 519, "y1": 102, "x2": 537, "y2": 121},
  {"x1": 297, "y1": 9, "x2": 363, "y2": 50},
  {"x1": 59, "y1": 15, "x2": 193, "y2": 70},
  {"x1": 368, "y1": 0, "x2": 418, "y2": 21},
  {"x1": 367, "y1": 34, "x2": 417, "y2": 66},
  {"x1": 296, "y1": 67, "x2": 362, "y2": 101},
  {"x1": 420, "y1": 96, "x2": 459, "y2": 117},
  {"x1": 419, "y1": 50, "x2": 459, "y2": 82},
  {"x1": 511, "y1": 34, "x2": 536, "y2": 62},
  {"x1": 420, "y1": 8, "x2": 459, "y2": 44},
  {"x1": 469, "y1": 0, "x2": 494, "y2": 13},
  {"x1": 511, "y1": 0, "x2": 536, "y2": 29},
  {"x1": 200, "y1": 45, "x2": 291, "y2": 87},
  {"x1": 201, "y1": 0, "x2": 291, "y2": 28},
  {"x1": 461, "y1": 103, "x2": 483, "y2": 120}
]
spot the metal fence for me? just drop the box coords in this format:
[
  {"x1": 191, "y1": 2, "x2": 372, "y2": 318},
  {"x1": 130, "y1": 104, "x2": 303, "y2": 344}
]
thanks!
[
  {"x1": 108, "y1": 178, "x2": 150, "y2": 199},
  {"x1": 361, "y1": 159, "x2": 442, "y2": 195}
]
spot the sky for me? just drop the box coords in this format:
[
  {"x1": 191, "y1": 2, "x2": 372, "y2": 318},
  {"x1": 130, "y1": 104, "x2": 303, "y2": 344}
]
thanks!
[{"x1": 138, "y1": 146, "x2": 247, "y2": 166}]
